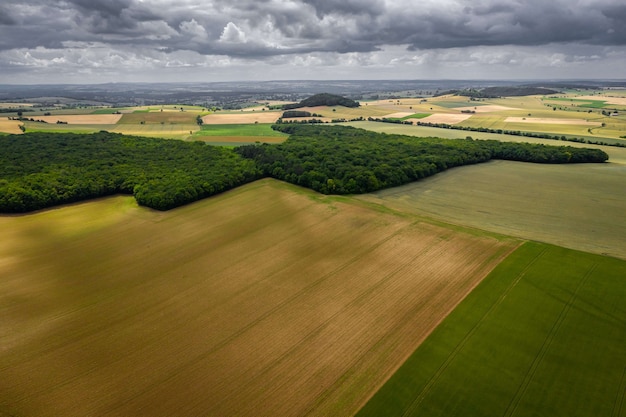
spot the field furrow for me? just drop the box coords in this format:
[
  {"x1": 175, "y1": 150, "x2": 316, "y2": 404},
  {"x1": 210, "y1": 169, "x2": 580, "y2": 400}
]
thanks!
[{"x1": 0, "y1": 179, "x2": 518, "y2": 417}]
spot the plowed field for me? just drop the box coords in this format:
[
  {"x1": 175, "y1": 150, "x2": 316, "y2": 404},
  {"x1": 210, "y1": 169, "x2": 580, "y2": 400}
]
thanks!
[{"x1": 0, "y1": 179, "x2": 517, "y2": 417}]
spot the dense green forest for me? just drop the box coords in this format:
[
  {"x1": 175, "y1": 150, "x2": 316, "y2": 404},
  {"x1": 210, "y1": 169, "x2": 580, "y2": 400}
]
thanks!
[
  {"x1": 0, "y1": 132, "x2": 261, "y2": 212},
  {"x1": 283, "y1": 93, "x2": 360, "y2": 109},
  {"x1": 0, "y1": 126, "x2": 608, "y2": 212},
  {"x1": 236, "y1": 125, "x2": 608, "y2": 194}
]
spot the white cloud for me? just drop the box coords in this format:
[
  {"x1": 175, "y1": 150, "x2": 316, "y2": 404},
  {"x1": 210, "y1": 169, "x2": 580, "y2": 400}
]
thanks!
[{"x1": 219, "y1": 22, "x2": 246, "y2": 43}]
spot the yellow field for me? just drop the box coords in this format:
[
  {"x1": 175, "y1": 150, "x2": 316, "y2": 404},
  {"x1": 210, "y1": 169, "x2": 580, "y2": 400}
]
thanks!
[
  {"x1": 504, "y1": 116, "x2": 602, "y2": 126},
  {"x1": 576, "y1": 95, "x2": 626, "y2": 105},
  {"x1": 420, "y1": 113, "x2": 473, "y2": 124},
  {"x1": 0, "y1": 179, "x2": 517, "y2": 417},
  {"x1": 202, "y1": 111, "x2": 282, "y2": 124},
  {"x1": 0, "y1": 103, "x2": 35, "y2": 108},
  {"x1": 0, "y1": 118, "x2": 23, "y2": 134},
  {"x1": 37, "y1": 114, "x2": 123, "y2": 124}
]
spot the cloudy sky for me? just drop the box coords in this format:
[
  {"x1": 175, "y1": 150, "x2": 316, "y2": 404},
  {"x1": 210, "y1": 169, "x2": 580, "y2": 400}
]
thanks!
[{"x1": 1, "y1": 0, "x2": 625, "y2": 84}]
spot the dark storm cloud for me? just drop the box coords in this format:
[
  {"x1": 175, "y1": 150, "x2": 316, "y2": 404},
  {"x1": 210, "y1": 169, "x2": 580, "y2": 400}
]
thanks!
[
  {"x1": 0, "y1": 5, "x2": 17, "y2": 25},
  {"x1": 1, "y1": 0, "x2": 625, "y2": 57}
]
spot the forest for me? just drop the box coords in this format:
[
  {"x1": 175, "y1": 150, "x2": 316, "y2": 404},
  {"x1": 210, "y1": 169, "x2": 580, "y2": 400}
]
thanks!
[
  {"x1": 0, "y1": 126, "x2": 608, "y2": 212},
  {"x1": 0, "y1": 131, "x2": 261, "y2": 212},
  {"x1": 282, "y1": 93, "x2": 360, "y2": 109},
  {"x1": 236, "y1": 125, "x2": 608, "y2": 194}
]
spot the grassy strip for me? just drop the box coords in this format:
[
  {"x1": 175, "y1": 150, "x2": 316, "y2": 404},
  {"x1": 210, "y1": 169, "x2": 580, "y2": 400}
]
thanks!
[
  {"x1": 357, "y1": 242, "x2": 626, "y2": 416},
  {"x1": 545, "y1": 97, "x2": 608, "y2": 108},
  {"x1": 195, "y1": 123, "x2": 288, "y2": 137}
]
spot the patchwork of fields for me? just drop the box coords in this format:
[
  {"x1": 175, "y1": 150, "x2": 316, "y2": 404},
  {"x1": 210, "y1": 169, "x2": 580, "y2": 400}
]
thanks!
[
  {"x1": 0, "y1": 179, "x2": 517, "y2": 417},
  {"x1": 2, "y1": 89, "x2": 626, "y2": 416}
]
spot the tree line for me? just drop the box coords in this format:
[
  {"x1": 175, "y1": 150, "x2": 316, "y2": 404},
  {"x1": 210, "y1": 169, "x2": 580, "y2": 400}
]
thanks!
[
  {"x1": 236, "y1": 125, "x2": 608, "y2": 195},
  {"x1": 0, "y1": 126, "x2": 608, "y2": 212}
]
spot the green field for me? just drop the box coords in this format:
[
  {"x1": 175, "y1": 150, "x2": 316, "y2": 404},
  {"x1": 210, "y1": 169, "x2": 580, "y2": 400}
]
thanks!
[
  {"x1": 544, "y1": 97, "x2": 608, "y2": 108},
  {"x1": 357, "y1": 242, "x2": 626, "y2": 417},
  {"x1": 191, "y1": 123, "x2": 288, "y2": 145},
  {"x1": 360, "y1": 159, "x2": 626, "y2": 259},
  {"x1": 195, "y1": 123, "x2": 286, "y2": 137}
]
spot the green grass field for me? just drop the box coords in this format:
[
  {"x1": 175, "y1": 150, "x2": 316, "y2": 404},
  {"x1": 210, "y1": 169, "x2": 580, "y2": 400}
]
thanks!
[
  {"x1": 357, "y1": 241, "x2": 626, "y2": 417},
  {"x1": 196, "y1": 123, "x2": 286, "y2": 137},
  {"x1": 192, "y1": 123, "x2": 288, "y2": 144}
]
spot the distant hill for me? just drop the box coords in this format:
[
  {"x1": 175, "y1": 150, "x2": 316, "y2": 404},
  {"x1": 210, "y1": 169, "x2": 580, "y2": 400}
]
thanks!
[
  {"x1": 283, "y1": 93, "x2": 360, "y2": 109},
  {"x1": 458, "y1": 86, "x2": 560, "y2": 98}
]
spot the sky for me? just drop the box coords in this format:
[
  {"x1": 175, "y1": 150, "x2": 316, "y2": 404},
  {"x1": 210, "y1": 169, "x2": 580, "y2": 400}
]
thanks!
[{"x1": 1, "y1": 0, "x2": 625, "y2": 84}]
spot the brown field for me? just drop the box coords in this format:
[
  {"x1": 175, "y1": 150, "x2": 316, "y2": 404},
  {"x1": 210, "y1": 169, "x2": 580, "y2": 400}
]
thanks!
[
  {"x1": 420, "y1": 113, "x2": 473, "y2": 124},
  {"x1": 0, "y1": 118, "x2": 23, "y2": 134},
  {"x1": 36, "y1": 114, "x2": 123, "y2": 124},
  {"x1": 505, "y1": 116, "x2": 602, "y2": 126},
  {"x1": 0, "y1": 179, "x2": 517, "y2": 417},
  {"x1": 118, "y1": 112, "x2": 198, "y2": 125},
  {"x1": 202, "y1": 111, "x2": 282, "y2": 124}
]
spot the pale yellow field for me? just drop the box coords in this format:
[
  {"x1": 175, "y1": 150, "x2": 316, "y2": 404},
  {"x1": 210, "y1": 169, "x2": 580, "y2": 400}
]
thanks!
[
  {"x1": 0, "y1": 179, "x2": 517, "y2": 417},
  {"x1": 0, "y1": 118, "x2": 23, "y2": 134},
  {"x1": 202, "y1": 111, "x2": 282, "y2": 124},
  {"x1": 455, "y1": 105, "x2": 520, "y2": 113},
  {"x1": 505, "y1": 116, "x2": 602, "y2": 126},
  {"x1": 576, "y1": 95, "x2": 626, "y2": 105},
  {"x1": 420, "y1": 113, "x2": 473, "y2": 124},
  {"x1": 0, "y1": 103, "x2": 35, "y2": 108},
  {"x1": 383, "y1": 112, "x2": 415, "y2": 118},
  {"x1": 37, "y1": 114, "x2": 123, "y2": 124}
]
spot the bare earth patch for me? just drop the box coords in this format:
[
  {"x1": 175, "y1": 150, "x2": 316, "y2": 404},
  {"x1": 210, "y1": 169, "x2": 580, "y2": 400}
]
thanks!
[
  {"x1": 420, "y1": 113, "x2": 473, "y2": 124},
  {"x1": 505, "y1": 116, "x2": 602, "y2": 126},
  {"x1": 0, "y1": 179, "x2": 517, "y2": 417},
  {"x1": 0, "y1": 117, "x2": 23, "y2": 134},
  {"x1": 202, "y1": 111, "x2": 282, "y2": 124},
  {"x1": 37, "y1": 114, "x2": 123, "y2": 124}
]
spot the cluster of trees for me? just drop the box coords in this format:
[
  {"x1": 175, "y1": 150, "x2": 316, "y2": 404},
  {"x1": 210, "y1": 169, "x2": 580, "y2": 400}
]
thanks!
[
  {"x1": 0, "y1": 132, "x2": 261, "y2": 212},
  {"x1": 283, "y1": 93, "x2": 360, "y2": 110},
  {"x1": 281, "y1": 110, "x2": 323, "y2": 118},
  {"x1": 236, "y1": 125, "x2": 607, "y2": 195},
  {"x1": 1, "y1": 126, "x2": 608, "y2": 213}
]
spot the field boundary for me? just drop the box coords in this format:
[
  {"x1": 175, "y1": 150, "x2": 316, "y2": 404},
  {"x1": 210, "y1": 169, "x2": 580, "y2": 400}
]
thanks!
[{"x1": 399, "y1": 244, "x2": 546, "y2": 416}]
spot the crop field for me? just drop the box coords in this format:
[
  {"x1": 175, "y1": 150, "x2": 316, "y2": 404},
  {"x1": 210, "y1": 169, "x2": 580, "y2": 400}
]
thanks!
[
  {"x1": 0, "y1": 179, "x2": 518, "y2": 417},
  {"x1": 0, "y1": 117, "x2": 23, "y2": 134},
  {"x1": 201, "y1": 111, "x2": 282, "y2": 124},
  {"x1": 193, "y1": 123, "x2": 288, "y2": 145},
  {"x1": 36, "y1": 114, "x2": 123, "y2": 124},
  {"x1": 359, "y1": 158, "x2": 626, "y2": 260},
  {"x1": 357, "y1": 242, "x2": 626, "y2": 417},
  {"x1": 118, "y1": 111, "x2": 199, "y2": 125}
]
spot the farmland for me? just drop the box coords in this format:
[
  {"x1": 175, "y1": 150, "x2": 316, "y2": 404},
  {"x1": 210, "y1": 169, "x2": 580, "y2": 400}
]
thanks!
[
  {"x1": 357, "y1": 242, "x2": 626, "y2": 417},
  {"x1": 1, "y1": 85, "x2": 626, "y2": 416},
  {"x1": 0, "y1": 179, "x2": 517, "y2": 417},
  {"x1": 359, "y1": 159, "x2": 626, "y2": 260}
]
